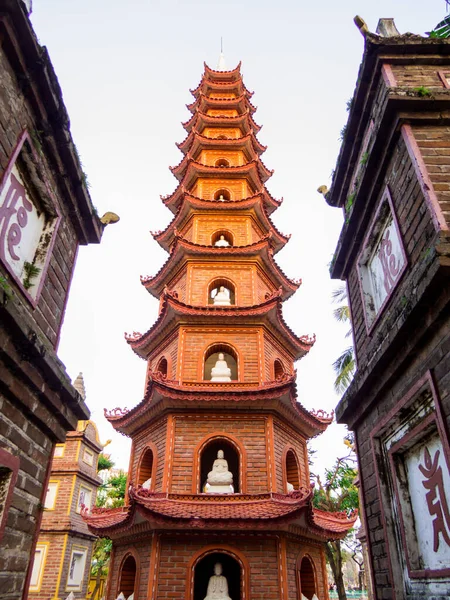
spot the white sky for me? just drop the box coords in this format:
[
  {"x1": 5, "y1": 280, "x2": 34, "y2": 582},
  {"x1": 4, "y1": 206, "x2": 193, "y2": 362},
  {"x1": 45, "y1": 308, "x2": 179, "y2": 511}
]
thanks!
[{"x1": 30, "y1": 1, "x2": 444, "y2": 473}]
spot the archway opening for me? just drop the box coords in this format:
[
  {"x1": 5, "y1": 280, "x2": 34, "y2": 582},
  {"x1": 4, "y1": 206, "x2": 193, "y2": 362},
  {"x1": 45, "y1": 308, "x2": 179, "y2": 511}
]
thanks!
[
  {"x1": 194, "y1": 552, "x2": 241, "y2": 600},
  {"x1": 274, "y1": 359, "x2": 285, "y2": 380},
  {"x1": 118, "y1": 555, "x2": 136, "y2": 599},
  {"x1": 216, "y1": 135, "x2": 227, "y2": 140},
  {"x1": 200, "y1": 439, "x2": 240, "y2": 493},
  {"x1": 299, "y1": 556, "x2": 316, "y2": 599},
  {"x1": 156, "y1": 357, "x2": 168, "y2": 377},
  {"x1": 204, "y1": 344, "x2": 238, "y2": 381},
  {"x1": 286, "y1": 449, "x2": 300, "y2": 491},
  {"x1": 138, "y1": 448, "x2": 154, "y2": 489},
  {"x1": 211, "y1": 230, "x2": 233, "y2": 247},
  {"x1": 208, "y1": 279, "x2": 236, "y2": 306},
  {"x1": 214, "y1": 189, "x2": 231, "y2": 201},
  {"x1": 215, "y1": 158, "x2": 230, "y2": 167}
]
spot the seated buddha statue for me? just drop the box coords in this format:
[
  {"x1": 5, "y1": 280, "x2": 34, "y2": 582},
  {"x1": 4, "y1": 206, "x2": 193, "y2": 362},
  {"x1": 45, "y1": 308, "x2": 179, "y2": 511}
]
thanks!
[
  {"x1": 214, "y1": 234, "x2": 230, "y2": 247},
  {"x1": 213, "y1": 286, "x2": 231, "y2": 306},
  {"x1": 210, "y1": 353, "x2": 232, "y2": 382},
  {"x1": 205, "y1": 449, "x2": 234, "y2": 493},
  {"x1": 203, "y1": 563, "x2": 231, "y2": 600}
]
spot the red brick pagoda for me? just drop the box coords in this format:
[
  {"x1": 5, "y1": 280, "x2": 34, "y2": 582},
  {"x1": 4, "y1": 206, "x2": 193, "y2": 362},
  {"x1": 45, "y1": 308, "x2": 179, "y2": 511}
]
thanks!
[{"x1": 84, "y1": 61, "x2": 356, "y2": 600}]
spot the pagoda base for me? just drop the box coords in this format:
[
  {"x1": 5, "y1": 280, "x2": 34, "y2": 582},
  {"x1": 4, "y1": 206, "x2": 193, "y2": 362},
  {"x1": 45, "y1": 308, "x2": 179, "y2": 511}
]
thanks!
[{"x1": 106, "y1": 530, "x2": 330, "y2": 600}]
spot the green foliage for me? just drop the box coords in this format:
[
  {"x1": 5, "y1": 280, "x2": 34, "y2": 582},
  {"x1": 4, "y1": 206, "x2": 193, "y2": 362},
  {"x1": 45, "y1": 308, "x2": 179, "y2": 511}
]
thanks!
[
  {"x1": 332, "y1": 285, "x2": 356, "y2": 394},
  {"x1": 96, "y1": 471, "x2": 127, "y2": 509},
  {"x1": 0, "y1": 275, "x2": 12, "y2": 298},
  {"x1": 22, "y1": 261, "x2": 41, "y2": 290},
  {"x1": 428, "y1": 14, "x2": 450, "y2": 38},
  {"x1": 360, "y1": 151, "x2": 369, "y2": 166},
  {"x1": 97, "y1": 453, "x2": 115, "y2": 472},
  {"x1": 346, "y1": 97, "x2": 354, "y2": 112},
  {"x1": 339, "y1": 124, "x2": 347, "y2": 141},
  {"x1": 90, "y1": 537, "x2": 113, "y2": 599},
  {"x1": 312, "y1": 440, "x2": 359, "y2": 600},
  {"x1": 414, "y1": 86, "x2": 432, "y2": 98},
  {"x1": 345, "y1": 192, "x2": 355, "y2": 215}
]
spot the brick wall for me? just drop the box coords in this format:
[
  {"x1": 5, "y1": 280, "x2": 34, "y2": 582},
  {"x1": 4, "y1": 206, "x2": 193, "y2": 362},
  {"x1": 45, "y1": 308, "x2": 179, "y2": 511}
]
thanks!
[
  {"x1": 347, "y1": 134, "x2": 436, "y2": 370},
  {"x1": 187, "y1": 264, "x2": 256, "y2": 306},
  {"x1": 0, "y1": 46, "x2": 80, "y2": 349},
  {"x1": 390, "y1": 64, "x2": 448, "y2": 89},
  {"x1": 131, "y1": 419, "x2": 168, "y2": 492},
  {"x1": 413, "y1": 123, "x2": 450, "y2": 228},
  {"x1": 193, "y1": 215, "x2": 251, "y2": 245},
  {"x1": 180, "y1": 328, "x2": 261, "y2": 382},
  {"x1": 192, "y1": 178, "x2": 251, "y2": 200},
  {"x1": 273, "y1": 420, "x2": 308, "y2": 492},
  {"x1": 170, "y1": 414, "x2": 268, "y2": 493}
]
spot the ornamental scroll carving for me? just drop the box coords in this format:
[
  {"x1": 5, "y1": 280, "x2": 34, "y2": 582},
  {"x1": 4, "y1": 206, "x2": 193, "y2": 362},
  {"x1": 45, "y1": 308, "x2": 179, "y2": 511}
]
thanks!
[
  {"x1": 311, "y1": 408, "x2": 334, "y2": 421},
  {"x1": 104, "y1": 407, "x2": 129, "y2": 419}
]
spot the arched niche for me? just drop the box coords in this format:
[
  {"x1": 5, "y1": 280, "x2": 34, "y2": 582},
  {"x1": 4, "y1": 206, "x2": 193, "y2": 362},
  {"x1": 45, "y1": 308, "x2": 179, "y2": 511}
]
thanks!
[
  {"x1": 208, "y1": 278, "x2": 236, "y2": 306},
  {"x1": 197, "y1": 437, "x2": 241, "y2": 494},
  {"x1": 193, "y1": 551, "x2": 242, "y2": 600},
  {"x1": 117, "y1": 553, "x2": 138, "y2": 599},
  {"x1": 203, "y1": 344, "x2": 238, "y2": 381},
  {"x1": 215, "y1": 158, "x2": 230, "y2": 167},
  {"x1": 213, "y1": 188, "x2": 231, "y2": 201},
  {"x1": 298, "y1": 555, "x2": 317, "y2": 600},
  {"x1": 216, "y1": 135, "x2": 227, "y2": 140},
  {"x1": 274, "y1": 359, "x2": 285, "y2": 380},
  {"x1": 211, "y1": 229, "x2": 233, "y2": 247},
  {"x1": 137, "y1": 445, "x2": 156, "y2": 490},
  {"x1": 156, "y1": 356, "x2": 168, "y2": 377},
  {"x1": 284, "y1": 448, "x2": 300, "y2": 492}
]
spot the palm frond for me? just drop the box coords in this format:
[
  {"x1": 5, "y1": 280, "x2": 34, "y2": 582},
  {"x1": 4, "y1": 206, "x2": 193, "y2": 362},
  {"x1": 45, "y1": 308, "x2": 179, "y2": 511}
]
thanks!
[
  {"x1": 428, "y1": 14, "x2": 450, "y2": 38},
  {"x1": 333, "y1": 305, "x2": 351, "y2": 323},
  {"x1": 331, "y1": 284, "x2": 347, "y2": 304},
  {"x1": 333, "y1": 347, "x2": 356, "y2": 394}
]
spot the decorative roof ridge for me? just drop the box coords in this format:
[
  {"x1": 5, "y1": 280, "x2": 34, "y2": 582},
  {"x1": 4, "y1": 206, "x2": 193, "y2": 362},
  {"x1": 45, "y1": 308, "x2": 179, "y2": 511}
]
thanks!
[
  {"x1": 186, "y1": 92, "x2": 258, "y2": 115},
  {"x1": 204, "y1": 61, "x2": 242, "y2": 76},
  {"x1": 151, "y1": 194, "x2": 288, "y2": 249},
  {"x1": 176, "y1": 130, "x2": 267, "y2": 156},
  {"x1": 139, "y1": 236, "x2": 300, "y2": 294},
  {"x1": 131, "y1": 487, "x2": 311, "y2": 505},
  {"x1": 169, "y1": 156, "x2": 273, "y2": 185},
  {"x1": 125, "y1": 286, "x2": 312, "y2": 354},
  {"x1": 182, "y1": 109, "x2": 262, "y2": 134},
  {"x1": 290, "y1": 396, "x2": 332, "y2": 431},
  {"x1": 102, "y1": 374, "x2": 300, "y2": 432},
  {"x1": 161, "y1": 189, "x2": 281, "y2": 214}
]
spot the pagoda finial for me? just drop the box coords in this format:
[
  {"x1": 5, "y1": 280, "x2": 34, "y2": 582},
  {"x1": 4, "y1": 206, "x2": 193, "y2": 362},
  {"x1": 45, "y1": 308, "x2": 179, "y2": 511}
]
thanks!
[
  {"x1": 73, "y1": 372, "x2": 86, "y2": 400},
  {"x1": 217, "y1": 37, "x2": 226, "y2": 71}
]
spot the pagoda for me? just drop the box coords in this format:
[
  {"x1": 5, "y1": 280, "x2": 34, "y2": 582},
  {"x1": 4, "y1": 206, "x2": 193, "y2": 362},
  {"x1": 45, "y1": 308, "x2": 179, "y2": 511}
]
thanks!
[{"x1": 84, "y1": 60, "x2": 356, "y2": 600}]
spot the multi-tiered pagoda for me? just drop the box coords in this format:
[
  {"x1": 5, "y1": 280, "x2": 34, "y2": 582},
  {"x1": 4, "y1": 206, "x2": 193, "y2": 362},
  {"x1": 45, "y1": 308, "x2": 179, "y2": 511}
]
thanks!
[{"x1": 85, "y1": 60, "x2": 356, "y2": 600}]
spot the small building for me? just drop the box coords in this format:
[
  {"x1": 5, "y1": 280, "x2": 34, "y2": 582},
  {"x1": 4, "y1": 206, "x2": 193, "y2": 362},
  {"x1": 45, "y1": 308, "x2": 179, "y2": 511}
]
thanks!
[
  {"x1": 28, "y1": 377, "x2": 103, "y2": 600},
  {"x1": 0, "y1": 2, "x2": 106, "y2": 598},
  {"x1": 326, "y1": 17, "x2": 450, "y2": 600}
]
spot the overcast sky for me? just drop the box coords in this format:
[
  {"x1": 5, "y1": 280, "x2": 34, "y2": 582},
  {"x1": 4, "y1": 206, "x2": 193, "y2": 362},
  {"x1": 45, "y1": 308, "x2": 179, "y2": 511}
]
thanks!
[{"x1": 30, "y1": 1, "x2": 444, "y2": 472}]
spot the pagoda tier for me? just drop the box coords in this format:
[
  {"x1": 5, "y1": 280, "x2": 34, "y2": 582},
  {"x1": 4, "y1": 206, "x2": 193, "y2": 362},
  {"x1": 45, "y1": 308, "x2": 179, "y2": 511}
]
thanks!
[
  {"x1": 125, "y1": 290, "x2": 313, "y2": 365},
  {"x1": 139, "y1": 235, "x2": 300, "y2": 300},
  {"x1": 152, "y1": 193, "x2": 289, "y2": 253},
  {"x1": 87, "y1": 62, "x2": 355, "y2": 600},
  {"x1": 177, "y1": 130, "x2": 267, "y2": 157},
  {"x1": 183, "y1": 109, "x2": 262, "y2": 135},
  {"x1": 103, "y1": 374, "x2": 332, "y2": 438},
  {"x1": 162, "y1": 185, "x2": 281, "y2": 214},
  {"x1": 84, "y1": 488, "x2": 356, "y2": 537}
]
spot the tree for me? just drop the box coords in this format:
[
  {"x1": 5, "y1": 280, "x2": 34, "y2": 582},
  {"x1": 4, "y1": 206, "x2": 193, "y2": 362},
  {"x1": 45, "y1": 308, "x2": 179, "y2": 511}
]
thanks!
[
  {"x1": 312, "y1": 437, "x2": 359, "y2": 600},
  {"x1": 97, "y1": 452, "x2": 115, "y2": 472},
  {"x1": 90, "y1": 471, "x2": 127, "y2": 599},
  {"x1": 332, "y1": 285, "x2": 356, "y2": 394}
]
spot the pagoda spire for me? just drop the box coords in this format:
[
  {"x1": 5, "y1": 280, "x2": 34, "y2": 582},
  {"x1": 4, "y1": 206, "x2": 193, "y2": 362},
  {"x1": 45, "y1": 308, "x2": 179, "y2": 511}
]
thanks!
[{"x1": 216, "y1": 37, "x2": 226, "y2": 71}]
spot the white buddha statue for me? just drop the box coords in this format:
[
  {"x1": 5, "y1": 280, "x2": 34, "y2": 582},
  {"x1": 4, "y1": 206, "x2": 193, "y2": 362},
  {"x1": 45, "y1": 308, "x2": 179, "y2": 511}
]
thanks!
[
  {"x1": 205, "y1": 449, "x2": 234, "y2": 493},
  {"x1": 213, "y1": 286, "x2": 231, "y2": 306},
  {"x1": 287, "y1": 482, "x2": 294, "y2": 493},
  {"x1": 210, "y1": 353, "x2": 231, "y2": 382},
  {"x1": 214, "y1": 234, "x2": 230, "y2": 247},
  {"x1": 141, "y1": 477, "x2": 152, "y2": 490},
  {"x1": 218, "y1": 194, "x2": 225, "y2": 201},
  {"x1": 203, "y1": 563, "x2": 231, "y2": 600}
]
